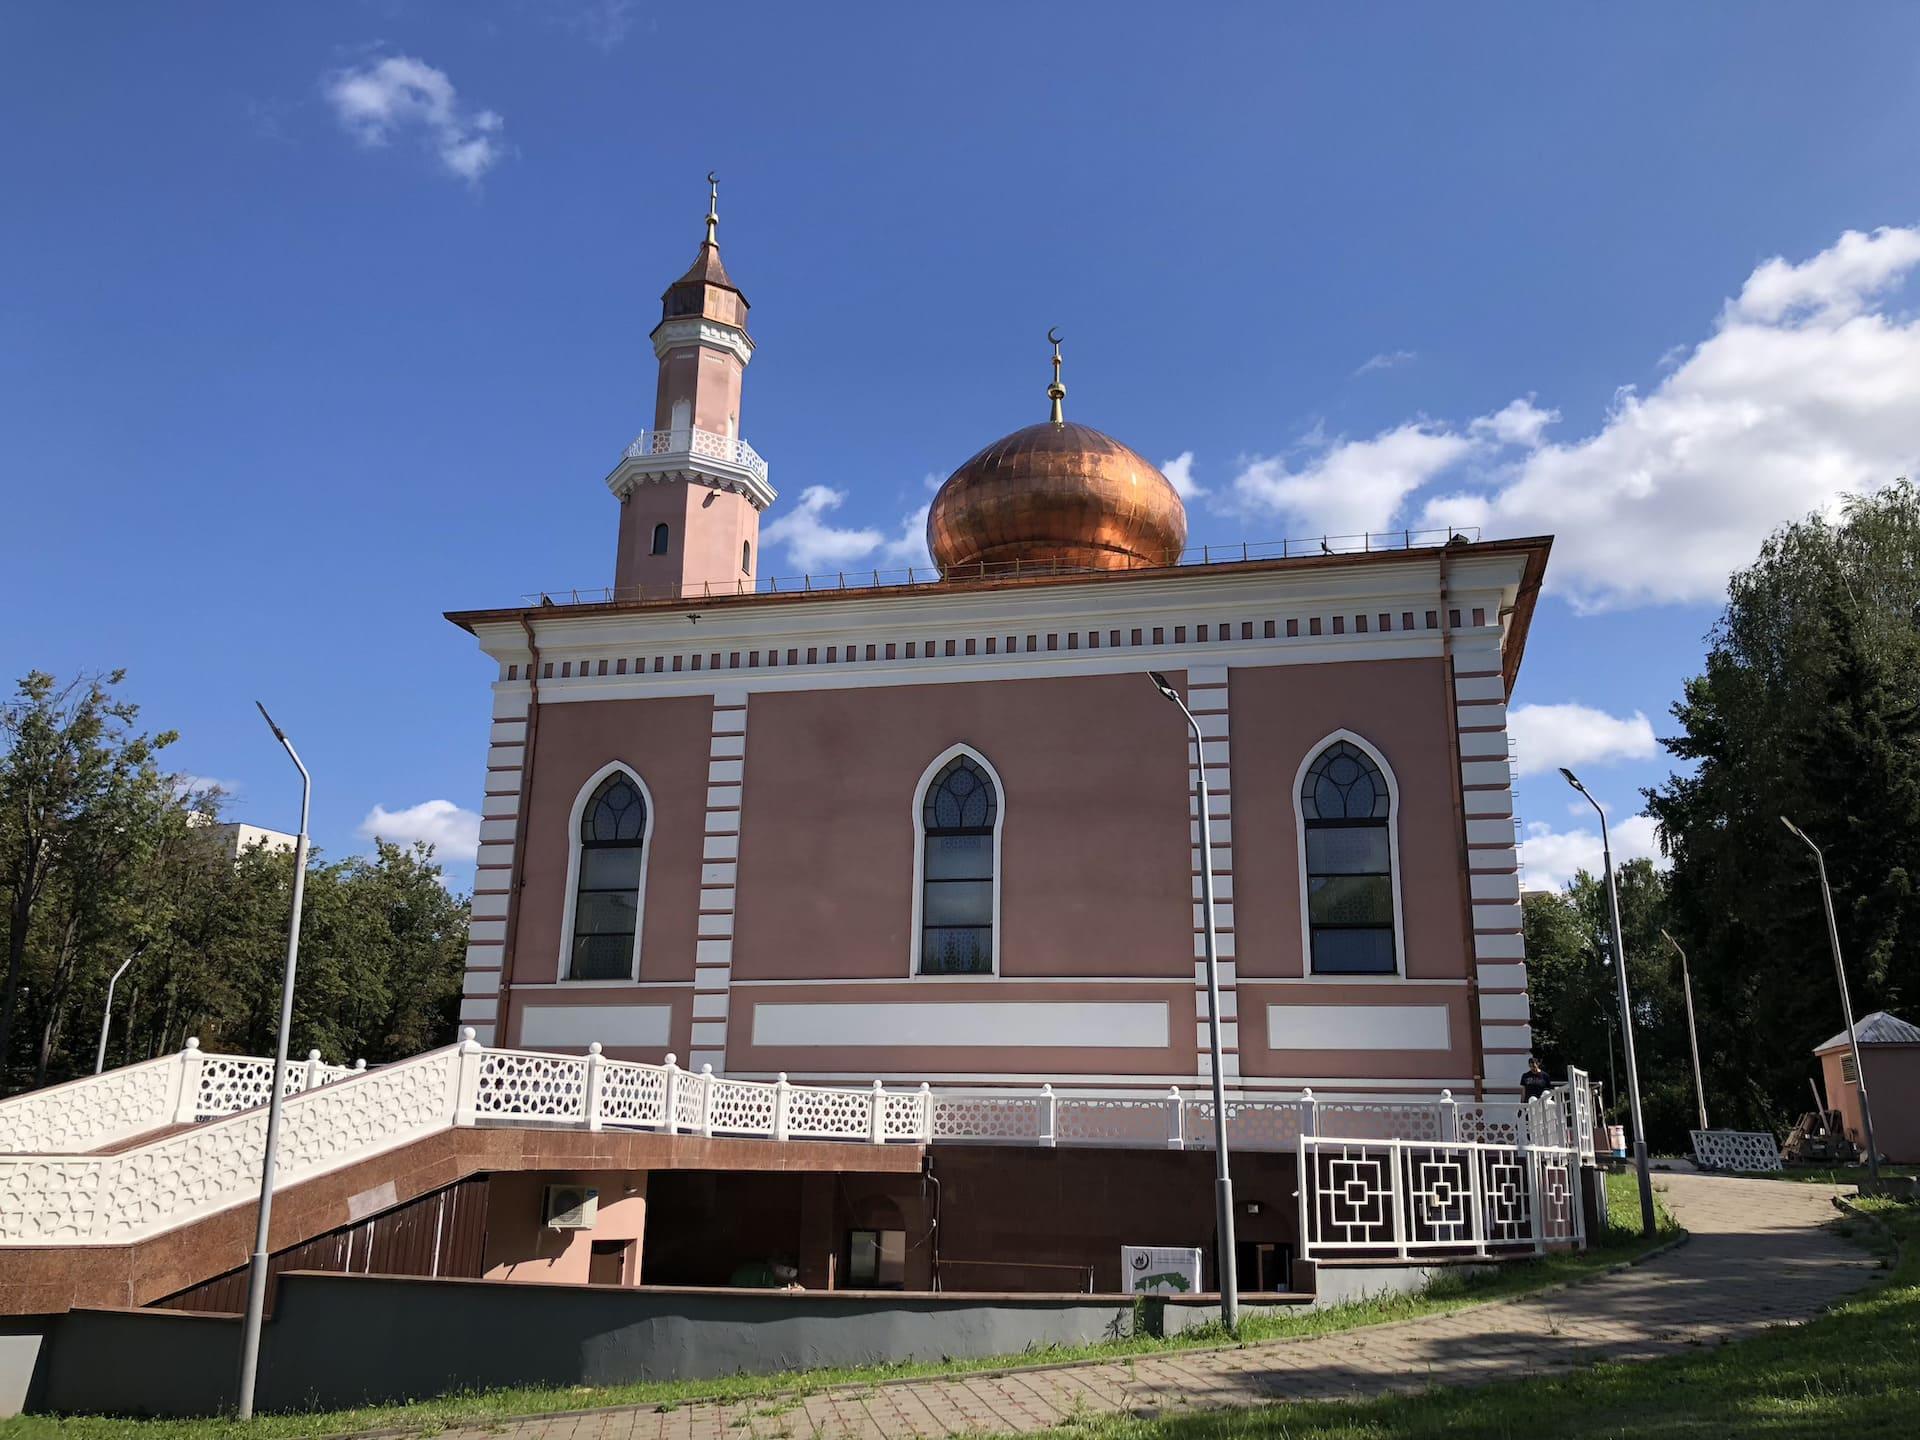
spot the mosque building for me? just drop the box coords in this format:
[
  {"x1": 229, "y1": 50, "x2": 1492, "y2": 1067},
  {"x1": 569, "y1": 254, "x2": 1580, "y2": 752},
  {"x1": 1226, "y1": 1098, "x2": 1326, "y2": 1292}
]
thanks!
[{"x1": 447, "y1": 182, "x2": 1546, "y2": 1115}]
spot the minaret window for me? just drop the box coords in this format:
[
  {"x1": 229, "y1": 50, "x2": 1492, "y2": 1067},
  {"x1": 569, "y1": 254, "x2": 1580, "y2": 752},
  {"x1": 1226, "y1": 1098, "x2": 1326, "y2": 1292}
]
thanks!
[
  {"x1": 652, "y1": 523, "x2": 671, "y2": 556},
  {"x1": 741, "y1": 540, "x2": 751, "y2": 574},
  {"x1": 1299, "y1": 738, "x2": 1399, "y2": 974},
  {"x1": 566, "y1": 769, "x2": 649, "y2": 981},
  {"x1": 915, "y1": 751, "x2": 1000, "y2": 975}
]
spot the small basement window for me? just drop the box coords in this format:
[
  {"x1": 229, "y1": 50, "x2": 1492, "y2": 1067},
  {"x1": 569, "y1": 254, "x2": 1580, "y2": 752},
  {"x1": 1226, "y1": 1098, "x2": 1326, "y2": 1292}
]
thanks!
[{"x1": 847, "y1": 1229, "x2": 906, "y2": 1289}]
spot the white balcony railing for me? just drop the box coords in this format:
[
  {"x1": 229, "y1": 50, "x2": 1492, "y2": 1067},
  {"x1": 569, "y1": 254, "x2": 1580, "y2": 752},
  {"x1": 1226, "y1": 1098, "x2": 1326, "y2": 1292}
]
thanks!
[
  {"x1": 0, "y1": 1032, "x2": 1601, "y2": 1249},
  {"x1": 617, "y1": 427, "x2": 767, "y2": 485}
]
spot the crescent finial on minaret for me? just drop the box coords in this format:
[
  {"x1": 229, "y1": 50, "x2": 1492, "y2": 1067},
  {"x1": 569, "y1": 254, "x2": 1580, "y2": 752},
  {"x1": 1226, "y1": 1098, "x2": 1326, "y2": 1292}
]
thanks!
[
  {"x1": 705, "y1": 171, "x2": 719, "y2": 246},
  {"x1": 1046, "y1": 327, "x2": 1066, "y2": 425}
]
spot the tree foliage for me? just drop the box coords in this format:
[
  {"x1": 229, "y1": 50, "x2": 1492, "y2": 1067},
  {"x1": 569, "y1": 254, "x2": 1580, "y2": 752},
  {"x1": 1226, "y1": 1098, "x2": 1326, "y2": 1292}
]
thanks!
[
  {"x1": 1642, "y1": 482, "x2": 1920, "y2": 1138},
  {"x1": 0, "y1": 670, "x2": 469, "y2": 1092}
]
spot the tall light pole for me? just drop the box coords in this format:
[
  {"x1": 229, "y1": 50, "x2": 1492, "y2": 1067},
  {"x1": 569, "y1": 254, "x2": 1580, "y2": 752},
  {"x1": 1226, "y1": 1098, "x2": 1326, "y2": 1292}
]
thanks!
[
  {"x1": 94, "y1": 948, "x2": 147, "y2": 1075},
  {"x1": 1780, "y1": 817, "x2": 1880, "y2": 1186},
  {"x1": 236, "y1": 702, "x2": 311, "y2": 1420},
  {"x1": 1147, "y1": 671, "x2": 1238, "y2": 1330},
  {"x1": 1560, "y1": 768, "x2": 1656, "y2": 1237},
  {"x1": 1659, "y1": 930, "x2": 1709, "y2": 1134}
]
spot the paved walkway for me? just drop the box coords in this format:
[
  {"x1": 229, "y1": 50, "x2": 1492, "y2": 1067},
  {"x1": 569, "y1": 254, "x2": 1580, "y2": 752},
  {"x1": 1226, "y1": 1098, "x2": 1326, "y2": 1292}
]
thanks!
[{"x1": 451, "y1": 1174, "x2": 1881, "y2": 1440}]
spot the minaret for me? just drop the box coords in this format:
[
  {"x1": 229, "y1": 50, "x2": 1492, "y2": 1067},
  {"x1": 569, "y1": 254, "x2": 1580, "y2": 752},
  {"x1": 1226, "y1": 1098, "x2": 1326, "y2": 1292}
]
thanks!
[{"x1": 609, "y1": 174, "x2": 775, "y2": 599}]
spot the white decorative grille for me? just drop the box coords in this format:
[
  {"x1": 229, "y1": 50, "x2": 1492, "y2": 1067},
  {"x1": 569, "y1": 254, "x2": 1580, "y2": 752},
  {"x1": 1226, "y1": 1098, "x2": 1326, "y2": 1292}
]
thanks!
[
  {"x1": 705, "y1": 1077, "x2": 776, "y2": 1135},
  {"x1": 882, "y1": 1088, "x2": 927, "y2": 1141},
  {"x1": 1298, "y1": 1135, "x2": 1582, "y2": 1259},
  {"x1": 671, "y1": 1070, "x2": 707, "y2": 1132},
  {"x1": 928, "y1": 1094, "x2": 1044, "y2": 1142},
  {"x1": 1690, "y1": 1129, "x2": 1783, "y2": 1172},
  {"x1": 1315, "y1": 1101, "x2": 1443, "y2": 1142},
  {"x1": 597, "y1": 1061, "x2": 666, "y2": 1127},
  {"x1": 1054, "y1": 1096, "x2": 1177, "y2": 1147},
  {"x1": 472, "y1": 1052, "x2": 586, "y2": 1121},
  {"x1": 787, "y1": 1084, "x2": 869, "y2": 1140}
]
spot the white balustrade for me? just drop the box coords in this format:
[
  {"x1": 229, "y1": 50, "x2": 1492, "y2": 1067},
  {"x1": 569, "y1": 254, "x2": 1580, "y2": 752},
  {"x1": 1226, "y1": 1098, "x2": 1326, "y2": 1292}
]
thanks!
[
  {"x1": 0, "y1": 1038, "x2": 363, "y2": 1155},
  {"x1": 1, "y1": 1034, "x2": 1597, "y2": 1253},
  {"x1": 620, "y1": 428, "x2": 768, "y2": 484}
]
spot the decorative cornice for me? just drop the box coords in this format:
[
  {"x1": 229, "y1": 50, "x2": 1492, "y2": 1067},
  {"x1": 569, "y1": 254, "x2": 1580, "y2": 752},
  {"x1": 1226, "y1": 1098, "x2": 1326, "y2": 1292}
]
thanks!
[
  {"x1": 650, "y1": 316, "x2": 754, "y2": 366},
  {"x1": 605, "y1": 456, "x2": 777, "y2": 512}
]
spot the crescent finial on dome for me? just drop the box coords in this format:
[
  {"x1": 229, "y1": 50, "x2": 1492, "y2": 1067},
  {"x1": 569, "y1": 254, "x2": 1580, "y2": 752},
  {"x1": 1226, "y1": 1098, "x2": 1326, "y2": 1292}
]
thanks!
[{"x1": 1046, "y1": 328, "x2": 1066, "y2": 425}]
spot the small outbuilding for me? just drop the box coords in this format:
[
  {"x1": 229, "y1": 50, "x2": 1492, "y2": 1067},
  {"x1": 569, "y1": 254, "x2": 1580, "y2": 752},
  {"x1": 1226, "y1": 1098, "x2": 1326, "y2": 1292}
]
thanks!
[{"x1": 1813, "y1": 1010, "x2": 1920, "y2": 1164}]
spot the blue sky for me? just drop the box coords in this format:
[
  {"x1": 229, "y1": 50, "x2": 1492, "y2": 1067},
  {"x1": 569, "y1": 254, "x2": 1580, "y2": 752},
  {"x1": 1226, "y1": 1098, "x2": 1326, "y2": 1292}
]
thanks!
[{"x1": 6, "y1": 2, "x2": 1920, "y2": 893}]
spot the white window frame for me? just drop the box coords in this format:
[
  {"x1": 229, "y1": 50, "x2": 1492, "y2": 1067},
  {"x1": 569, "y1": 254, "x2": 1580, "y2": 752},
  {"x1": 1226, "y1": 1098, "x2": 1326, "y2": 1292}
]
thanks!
[
  {"x1": 556, "y1": 761, "x2": 656, "y2": 985},
  {"x1": 908, "y1": 743, "x2": 1005, "y2": 979},
  {"x1": 1292, "y1": 729, "x2": 1408, "y2": 980}
]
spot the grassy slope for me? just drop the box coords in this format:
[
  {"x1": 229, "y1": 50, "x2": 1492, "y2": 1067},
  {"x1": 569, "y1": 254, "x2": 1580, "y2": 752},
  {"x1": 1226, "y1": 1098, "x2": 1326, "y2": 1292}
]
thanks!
[
  {"x1": 0, "y1": 1176, "x2": 1673, "y2": 1440},
  {"x1": 1051, "y1": 1195, "x2": 1918, "y2": 1440}
]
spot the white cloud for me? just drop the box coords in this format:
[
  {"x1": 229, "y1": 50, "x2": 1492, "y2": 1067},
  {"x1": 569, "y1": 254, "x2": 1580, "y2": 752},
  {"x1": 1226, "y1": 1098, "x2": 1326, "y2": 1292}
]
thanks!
[
  {"x1": 1355, "y1": 350, "x2": 1417, "y2": 376},
  {"x1": 558, "y1": 0, "x2": 641, "y2": 51},
  {"x1": 1232, "y1": 422, "x2": 1473, "y2": 538},
  {"x1": 1418, "y1": 225, "x2": 1920, "y2": 610},
  {"x1": 1469, "y1": 397, "x2": 1558, "y2": 450},
  {"x1": 172, "y1": 773, "x2": 241, "y2": 799},
  {"x1": 760, "y1": 486, "x2": 885, "y2": 573},
  {"x1": 881, "y1": 504, "x2": 935, "y2": 572},
  {"x1": 1507, "y1": 703, "x2": 1657, "y2": 777},
  {"x1": 359, "y1": 800, "x2": 481, "y2": 862},
  {"x1": 1520, "y1": 814, "x2": 1663, "y2": 892},
  {"x1": 324, "y1": 55, "x2": 505, "y2": 183},
  {"x1": 1162, "y1": 451, "x2": 1204, "y2": 500}
]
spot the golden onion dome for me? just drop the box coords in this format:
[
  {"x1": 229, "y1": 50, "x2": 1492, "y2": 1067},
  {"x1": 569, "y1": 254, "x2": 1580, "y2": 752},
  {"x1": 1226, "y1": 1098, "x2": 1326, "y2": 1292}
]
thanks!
[{"x1": 927, "y1": 333, "x2": 1187, "y2": 576}]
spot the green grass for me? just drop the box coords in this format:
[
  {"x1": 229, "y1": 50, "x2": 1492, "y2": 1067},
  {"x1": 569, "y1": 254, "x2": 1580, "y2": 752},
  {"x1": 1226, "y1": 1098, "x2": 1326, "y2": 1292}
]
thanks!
[
  {"x1": 0, "y1": 1175, "x2": 1675, "y2": 1439},
  {"x1": 1044, "y1": 1194, "x2": 1920, "y2": 1440}
]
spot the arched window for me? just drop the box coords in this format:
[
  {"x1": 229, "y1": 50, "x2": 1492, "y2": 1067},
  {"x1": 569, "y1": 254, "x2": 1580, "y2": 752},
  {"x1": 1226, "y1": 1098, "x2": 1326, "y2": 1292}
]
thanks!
[
  {"x1": 915, "y1": 752, "x2": 999, "y2": 974},
  {"x1": 1299, "y1": 738, "x2": 1399, "y2": 974},
  {"x1": 651, "y1": 523, "x2": 670, "y2": 556},
  {"x1": 566, "y1": 769, "x2": 649, "y2": 980},
  {"x1": 741, "y1": 539, "x2": 752, "y2": 573}
]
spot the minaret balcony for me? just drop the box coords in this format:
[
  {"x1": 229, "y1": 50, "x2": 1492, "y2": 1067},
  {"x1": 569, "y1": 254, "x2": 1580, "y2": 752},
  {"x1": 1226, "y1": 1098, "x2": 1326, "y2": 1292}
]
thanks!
[{"x1": 605, "y1": 426, "x2": 775, "y2": 510}]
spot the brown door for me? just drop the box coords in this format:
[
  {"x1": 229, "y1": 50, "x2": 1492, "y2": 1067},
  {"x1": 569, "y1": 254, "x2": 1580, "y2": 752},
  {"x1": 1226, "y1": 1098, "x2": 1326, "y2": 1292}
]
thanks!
[{"x1": 589, "y1": 1240, "x2": 629, "y2": 1285}]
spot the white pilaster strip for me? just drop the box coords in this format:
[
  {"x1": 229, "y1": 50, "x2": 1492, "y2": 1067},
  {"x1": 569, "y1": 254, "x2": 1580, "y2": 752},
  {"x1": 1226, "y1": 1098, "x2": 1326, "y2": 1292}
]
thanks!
[
  {"x1": 692, "y1": 690, "x2": 747, "y2": 1071},
  {"x1": 1456, "y1": 664, "x2": 1528, "y2": 1093},
  {"x1": 461, "y1": 686, "x2": 525, "y2": 1047},
  {"x1": 1187, "y1": 667, "x2": 1238, "y2": 1080}
]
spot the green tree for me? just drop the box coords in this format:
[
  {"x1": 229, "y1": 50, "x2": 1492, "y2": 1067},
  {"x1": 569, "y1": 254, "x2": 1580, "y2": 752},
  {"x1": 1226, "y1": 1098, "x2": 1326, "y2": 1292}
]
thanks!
[
  {"x1": 0, "y1": 671, "x2": 177, "y2": 1089},
  {"x1": 1646, "y1": 482, "x2": 1920, "y2": 1135}
]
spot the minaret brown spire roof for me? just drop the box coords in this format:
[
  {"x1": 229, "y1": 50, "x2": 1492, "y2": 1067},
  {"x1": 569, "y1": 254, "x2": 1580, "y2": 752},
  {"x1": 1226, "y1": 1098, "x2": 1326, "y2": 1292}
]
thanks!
[{"x1": 662, "y1": 171, "x2": 745, "y2": 315}]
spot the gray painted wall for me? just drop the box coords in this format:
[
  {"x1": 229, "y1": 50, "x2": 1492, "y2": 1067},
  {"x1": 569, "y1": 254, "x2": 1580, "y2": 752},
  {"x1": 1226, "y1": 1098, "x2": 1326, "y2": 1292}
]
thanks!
[{"x1": 39, "y1": 1275, "x2": 1182, "y2": 1418}]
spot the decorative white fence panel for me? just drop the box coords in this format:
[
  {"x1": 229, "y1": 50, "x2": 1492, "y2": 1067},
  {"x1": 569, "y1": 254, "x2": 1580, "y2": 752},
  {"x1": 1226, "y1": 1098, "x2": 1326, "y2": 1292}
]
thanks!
[
  {"x1": 1690, "y1": 1129, "x2": 1783, "y2": 1173},
  {"x1": 1298, "y1": 1135, "x2": 1584, "y2": 1259},
  {"x1": 0, "y1": 1039, "x2": 362, "y2": 1155}
]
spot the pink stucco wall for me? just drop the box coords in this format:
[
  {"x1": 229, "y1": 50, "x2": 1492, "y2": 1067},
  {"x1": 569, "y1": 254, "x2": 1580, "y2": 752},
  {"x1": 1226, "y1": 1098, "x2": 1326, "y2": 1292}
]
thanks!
[
  {"x1": 730, "y1": 672, "x2": 1196, "y2": 983},
  {"x1": 1228, "y1": 657, "x2": 1469, "y2": 982},
  {"x1": 483, "y1": 1170, "x2": 649, "y2": 1285},
  {"x1": 1820, "y1": 1046, "x2": 1920, "y2": 1164},
  {"x1": 614, "y1": 481, "x2": 759, "y2": 598},
  {"x1": 503, "y1": 695, "x2": 711, "y2": 1039}
]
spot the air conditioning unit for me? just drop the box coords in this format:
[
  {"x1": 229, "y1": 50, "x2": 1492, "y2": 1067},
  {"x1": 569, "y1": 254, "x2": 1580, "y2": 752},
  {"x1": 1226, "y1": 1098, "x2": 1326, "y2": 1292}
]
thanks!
[{"x1": 544, "y1": 1185, "x2": 599, "y2": 1230}]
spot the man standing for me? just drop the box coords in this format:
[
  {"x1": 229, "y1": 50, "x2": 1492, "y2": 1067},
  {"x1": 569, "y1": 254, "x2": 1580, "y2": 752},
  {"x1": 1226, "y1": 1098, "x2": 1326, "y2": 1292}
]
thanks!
[{"x1": 1520, "y1": 1056, "x2": 1552, "y2": 1101}]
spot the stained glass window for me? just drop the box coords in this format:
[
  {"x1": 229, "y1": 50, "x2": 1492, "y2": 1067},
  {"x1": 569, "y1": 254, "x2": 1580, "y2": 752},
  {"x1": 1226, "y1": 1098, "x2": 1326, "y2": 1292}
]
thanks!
[
  {"x1": 1301, "y1": 741, "x2": 1396, "y2": 974},
  {"x1": 570, "y1": 772, "x2": 647, "y2": 980},
  {"x1": 920, "y1": 755, "x2": 997, "y2": 974}
]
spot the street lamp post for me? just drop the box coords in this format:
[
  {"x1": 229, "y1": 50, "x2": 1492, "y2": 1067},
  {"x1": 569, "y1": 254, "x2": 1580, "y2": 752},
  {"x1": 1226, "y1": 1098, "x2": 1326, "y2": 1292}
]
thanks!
[
  {"x1": 1659, "y1": 930, "x2": 1709, "y2": 1134},
  {"x1": 235, "y1": 703, "x2": 312, "y2": 1420},
  {"x1": 94, "y1": 949, "x2": 147, "y2": 1075},
  {"x1": 1147, "y1": 671, "x2": 1238, "y2": 1330},
  {"x1": 1560, "y1": 769, "x2": 1656, "y2": 1237},
  {"x1": 1779, "y1": 817, "x2": 1880, "y2": 1186}
]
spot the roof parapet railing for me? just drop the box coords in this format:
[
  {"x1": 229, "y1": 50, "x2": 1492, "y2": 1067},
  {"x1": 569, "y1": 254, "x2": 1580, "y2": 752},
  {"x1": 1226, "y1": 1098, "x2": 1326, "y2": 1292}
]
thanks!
[{"x1": 519, "y1": 526, "x2": 1482, "y2": 609}]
